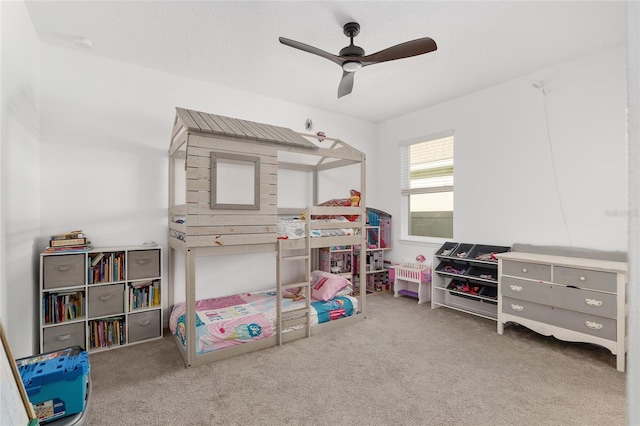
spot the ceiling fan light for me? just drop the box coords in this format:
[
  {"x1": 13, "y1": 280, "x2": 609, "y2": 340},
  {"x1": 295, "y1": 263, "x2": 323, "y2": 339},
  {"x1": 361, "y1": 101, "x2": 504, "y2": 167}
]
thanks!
[{"x1": 342, "y1": 61, "x2": 362, "y2": 72}]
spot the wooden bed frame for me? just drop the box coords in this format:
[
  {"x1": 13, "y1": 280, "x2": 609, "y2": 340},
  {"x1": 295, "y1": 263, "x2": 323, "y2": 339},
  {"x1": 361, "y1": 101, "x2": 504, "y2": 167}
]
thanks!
[{"x1": 168, "y1": 108, "x2": 367, "y2": 367}]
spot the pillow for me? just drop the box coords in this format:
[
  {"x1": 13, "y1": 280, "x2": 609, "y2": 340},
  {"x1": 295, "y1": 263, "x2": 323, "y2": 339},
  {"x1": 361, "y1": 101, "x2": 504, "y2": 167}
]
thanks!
[
  {"x1": 310, "y1": 270, "x2": 352, "y2": 301},
  {"x1": 334, "y1": 284, "x2": 354, "y2": 297}
]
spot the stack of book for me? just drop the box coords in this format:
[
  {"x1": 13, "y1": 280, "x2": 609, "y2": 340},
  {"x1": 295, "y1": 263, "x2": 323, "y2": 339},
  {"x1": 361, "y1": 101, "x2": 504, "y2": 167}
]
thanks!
[{"x1": 45, "y1": 230, "x2": 92, "y2": 253}]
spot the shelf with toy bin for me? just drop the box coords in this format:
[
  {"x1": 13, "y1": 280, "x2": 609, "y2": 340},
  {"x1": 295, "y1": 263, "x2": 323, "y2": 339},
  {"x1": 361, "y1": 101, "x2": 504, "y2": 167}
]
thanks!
[
  {"x1": 432, "y1": 242, "x2": 510, "y2": 320},
  {"x1": 394, "y1": 255, "x2": 432, "y2": 304}
]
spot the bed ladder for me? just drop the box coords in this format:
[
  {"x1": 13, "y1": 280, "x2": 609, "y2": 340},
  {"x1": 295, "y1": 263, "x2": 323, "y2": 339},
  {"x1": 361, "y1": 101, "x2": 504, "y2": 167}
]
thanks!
[{"x1": 276, "y1": 211, "x2": 312, "y2": 346}]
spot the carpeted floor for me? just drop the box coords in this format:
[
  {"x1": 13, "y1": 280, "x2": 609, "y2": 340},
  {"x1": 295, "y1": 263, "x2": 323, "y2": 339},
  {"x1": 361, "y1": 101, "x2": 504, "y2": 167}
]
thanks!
[{"x1": 86, "y1": 292, "x2": 626, "y2": 425}]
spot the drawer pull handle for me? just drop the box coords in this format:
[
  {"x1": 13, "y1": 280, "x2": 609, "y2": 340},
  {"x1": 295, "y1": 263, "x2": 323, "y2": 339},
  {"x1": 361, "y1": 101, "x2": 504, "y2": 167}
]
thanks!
[
  {"x1": 139, "y1": 320, "x2": 151, "y2": 326},
  {"x1": 521, "y1": 268, "x2": 528, "y2": 273},
  {"x1": 57, "y1": 265, "x2": 71, "y2": 272},
  {"x1": 509, "y1": 284, "x2": 523, "y2": 292},
  {"x1": 585, "y1": 298, "x2": 603, "y2": 307},
  {"x1": 579, "y1": 276, "x2": 586, "y2": 281},
  {"x1": 99, "y1": 294, "x2": 113, "y2": 301},
  {"x1": 510, "y1": 304, "x2": 524, "y2": 312},
  {"x1": 137, "y1": 259, "x2": 150, "y2": 265},
  {"x1": 57, "y1": 334, "x2": 72, "y2": 341},
  {"x1": 585, "y1": 321, "x2": 603, "y2": 330}
]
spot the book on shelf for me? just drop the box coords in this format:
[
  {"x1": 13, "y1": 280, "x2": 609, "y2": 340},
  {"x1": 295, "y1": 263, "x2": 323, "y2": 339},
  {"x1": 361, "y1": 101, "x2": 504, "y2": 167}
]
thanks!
[
  {"x1": 129, "y1": 280, "x2": 160, "y2": 309},
  {"x1": 44, "y1": 244, "x2": 92, "y2": 254},
  {"x1": 50, "y1": 238, "x2": 87, "y2": 248},
  {"x1": 90, "y1": 252, "x2": 105, "y2": 267},
  {"x1": 130, "y1": 280, "x2": 153, "y2": 289},
  {"x1": 50, "y1": 230, "x2": 84, "y2": 241}
]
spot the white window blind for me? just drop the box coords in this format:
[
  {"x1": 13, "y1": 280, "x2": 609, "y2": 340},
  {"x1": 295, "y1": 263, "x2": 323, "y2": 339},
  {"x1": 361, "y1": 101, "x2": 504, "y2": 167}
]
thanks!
[{"x1": 400, "y1": 133, "x2": 454, "y2": 195}]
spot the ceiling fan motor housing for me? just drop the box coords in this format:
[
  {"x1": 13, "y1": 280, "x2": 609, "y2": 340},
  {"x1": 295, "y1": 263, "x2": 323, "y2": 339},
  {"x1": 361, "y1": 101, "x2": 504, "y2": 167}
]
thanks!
[
  {"x1": 340, "y1": 22, "x2": 365, "y2": 57},
  {"x1": 340, "y1": 44, "x2": 365, "y2": 57}
]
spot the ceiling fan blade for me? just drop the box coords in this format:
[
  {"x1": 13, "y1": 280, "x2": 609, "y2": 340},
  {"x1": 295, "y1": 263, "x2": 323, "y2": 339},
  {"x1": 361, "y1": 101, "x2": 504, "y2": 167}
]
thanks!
[
  {"x1": 338, "y1": 71, "x2": 355, "y2": 98},
  {"x1": 359, "y1": 37, "x2": 437, "y2": 66},
  {"x1": 279, "y1": 37, "x2": 344, "y2": 67}
]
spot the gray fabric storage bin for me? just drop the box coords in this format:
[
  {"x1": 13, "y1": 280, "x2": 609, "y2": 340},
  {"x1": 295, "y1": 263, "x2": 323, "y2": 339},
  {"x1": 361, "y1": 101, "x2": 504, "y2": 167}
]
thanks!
[
  {"x1": 88, "y1": 284, "x2": 125, "y2": 318},
  {"x1": 43, "y1": 322, "x2": 86, "y2": 352},
  {"x1": 127, "y1": 249, "x2": 161, "y2": 280},
  {"x1": 43, "y1": 254, "x2": 85, "y2": 289},
  {"x1": 128, "y1": 310, "x2": 161, "y2": 343}
]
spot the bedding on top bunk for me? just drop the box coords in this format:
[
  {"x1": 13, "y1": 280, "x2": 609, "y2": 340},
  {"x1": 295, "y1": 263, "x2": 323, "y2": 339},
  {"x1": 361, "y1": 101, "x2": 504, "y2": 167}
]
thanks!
[
  {"x1": 277, "y1": 216, "x2": 359, "y2": 240},
  {"x1": 169, "y1": 272, "x2": 358, "y2": 355},
  {"x1": 277, "y1": 189, "x2": 362, "y2": 239}
]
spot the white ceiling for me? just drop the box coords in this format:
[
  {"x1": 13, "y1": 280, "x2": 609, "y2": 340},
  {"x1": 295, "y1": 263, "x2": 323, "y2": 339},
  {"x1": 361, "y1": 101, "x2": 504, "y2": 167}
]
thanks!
[{"x1": 25, "y1": 1, "x2": 627, "y2": 123}]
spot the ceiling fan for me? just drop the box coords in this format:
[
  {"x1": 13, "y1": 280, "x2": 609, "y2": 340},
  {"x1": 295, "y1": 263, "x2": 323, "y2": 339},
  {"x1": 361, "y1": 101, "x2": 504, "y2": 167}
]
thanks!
[{"x1": 279, "y1": 22, "x2": 437, "y2": 98}]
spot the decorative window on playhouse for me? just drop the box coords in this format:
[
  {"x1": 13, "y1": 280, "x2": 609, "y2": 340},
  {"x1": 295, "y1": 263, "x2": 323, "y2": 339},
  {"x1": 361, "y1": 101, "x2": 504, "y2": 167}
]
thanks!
[
  {"x1": 400, "y1": 131, "x2": 454, "y2": 240},
  {"x1": 210, "y1": 152, "x2": 260, "y2": 210}
]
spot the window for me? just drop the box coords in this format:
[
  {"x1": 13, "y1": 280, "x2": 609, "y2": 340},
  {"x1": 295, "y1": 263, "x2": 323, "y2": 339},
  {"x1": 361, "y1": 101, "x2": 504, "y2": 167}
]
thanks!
[
  {"x1": 400, "y1": 131, "x2": 454, "y2": 239},
  {"x1": 210, "y1": 152, "x2": 260, "y2": 210}
]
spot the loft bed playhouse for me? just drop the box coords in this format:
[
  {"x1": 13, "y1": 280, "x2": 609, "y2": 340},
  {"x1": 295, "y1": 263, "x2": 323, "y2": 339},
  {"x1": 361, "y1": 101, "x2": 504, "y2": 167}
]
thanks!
[{"x1": 168, "y1": 108, "x2": 368, "y2": 367}]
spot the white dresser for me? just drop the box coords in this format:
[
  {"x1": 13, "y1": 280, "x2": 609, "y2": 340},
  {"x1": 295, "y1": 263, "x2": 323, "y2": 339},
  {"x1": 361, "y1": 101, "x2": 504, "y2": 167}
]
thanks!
[{"x1": 496, "y1": 251, "x2": 627, "y2": 372}]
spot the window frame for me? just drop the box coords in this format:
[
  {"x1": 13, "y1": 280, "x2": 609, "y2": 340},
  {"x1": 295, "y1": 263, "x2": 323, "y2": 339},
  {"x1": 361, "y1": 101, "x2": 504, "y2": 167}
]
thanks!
[{"x1": 399, "y1": 130, "x2": 454, "y2": 244}]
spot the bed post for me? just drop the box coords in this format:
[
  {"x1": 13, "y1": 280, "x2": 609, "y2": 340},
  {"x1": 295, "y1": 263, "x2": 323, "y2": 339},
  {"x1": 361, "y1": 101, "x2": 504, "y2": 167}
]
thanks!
[
  {"x1": 185, "y1": 249, "x2": 196, "y2": 367},
  {"x1": 360, "y1": 154, "x2": 367, "y2": 317}
]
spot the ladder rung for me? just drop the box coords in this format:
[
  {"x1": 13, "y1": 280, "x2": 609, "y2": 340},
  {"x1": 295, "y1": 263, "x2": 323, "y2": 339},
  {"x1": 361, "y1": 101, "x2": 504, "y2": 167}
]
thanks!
[
  {"x1": 281, "y1": 282, "x2": 310, "y2": 291},
  {"x1": 281, "y1": 255, "x2": 309, "y2": 261},
  {"x1": 283, "y1": 315, "x2": 309, "y2": 328},
  {"x1": 282, "y1": 307, "x2": 309, "y2": 320}
]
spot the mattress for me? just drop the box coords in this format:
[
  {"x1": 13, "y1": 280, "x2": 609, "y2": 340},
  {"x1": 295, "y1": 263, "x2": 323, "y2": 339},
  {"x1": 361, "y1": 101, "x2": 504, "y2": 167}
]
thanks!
[
  {"x1": 277, "y1": 217, "x2": 358, "y2": 240},
  {"x1": 169, "y1": 290, "x2": 358, "y2": 355}
]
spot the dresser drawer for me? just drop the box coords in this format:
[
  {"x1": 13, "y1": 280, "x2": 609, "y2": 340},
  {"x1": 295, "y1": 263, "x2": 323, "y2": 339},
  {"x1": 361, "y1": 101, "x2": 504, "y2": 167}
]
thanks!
[
  {"x1": 553, "y1": 266, "x2": 617, "y2": 293},
  {"x1": 128, "y1": 310, "x2": 161, "y2": 343},
  {"x1": 551, "y1": 286, "x2": 617, "y2": 318},
  {"x1": 88, "y1": 284, "x2": 125, "y2": 318},
  {"x1": 128, "y1": 249, "x2": 161, "y2": 280},
  {"x1": 501, "y1": 277, "x2": 553, "y2": 303},
  {"x1": 502, "y1": 297, "x2": 553, "y2": 323},
  {"x1": 553, "y1": 308, "x2": 617, "y2": 341},
  {"x1": 501, "y1": 260, "x2": 551, "y2": 282},
  {"x1": 501, "y1": 277, "x2": 617, "y2": 318},
  {"x1": 43, "y1": 254, "x2": 85, "y2": 289},
  {"x1": 43, "y1": 322, "x2": 85, "y2": 352}
]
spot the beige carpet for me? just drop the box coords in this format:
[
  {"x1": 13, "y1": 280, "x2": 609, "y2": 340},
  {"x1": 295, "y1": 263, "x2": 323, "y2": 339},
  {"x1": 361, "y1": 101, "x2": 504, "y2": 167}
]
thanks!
[{"x1": 86, "y1": 292, "x2": 626, "y2": 425}]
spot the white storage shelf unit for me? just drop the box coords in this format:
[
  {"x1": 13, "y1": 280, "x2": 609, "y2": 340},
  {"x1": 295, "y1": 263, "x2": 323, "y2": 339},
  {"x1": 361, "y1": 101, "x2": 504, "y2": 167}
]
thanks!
[
  {"x1": 40, "y1": 246, "x2": 163, "y2": 353},
  {"x1": 431, "y1": 242, "x2": 510, "y2": 320}
]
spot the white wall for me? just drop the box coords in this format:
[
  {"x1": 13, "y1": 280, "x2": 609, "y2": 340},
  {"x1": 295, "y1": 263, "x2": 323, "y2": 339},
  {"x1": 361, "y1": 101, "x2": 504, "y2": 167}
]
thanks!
[
  {"x1": 377, "y1": 45, "x2": 628, "y2": 264},
  {"x1": 0, "y1": 1, "x2": 41, "y2": 358}
]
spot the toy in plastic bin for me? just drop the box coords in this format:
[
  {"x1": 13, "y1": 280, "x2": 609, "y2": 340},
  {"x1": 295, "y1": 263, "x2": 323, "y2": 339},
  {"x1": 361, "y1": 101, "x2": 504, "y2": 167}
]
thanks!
[{"x1": 16, "y1": 346, "x2": 90, "y2": 424}]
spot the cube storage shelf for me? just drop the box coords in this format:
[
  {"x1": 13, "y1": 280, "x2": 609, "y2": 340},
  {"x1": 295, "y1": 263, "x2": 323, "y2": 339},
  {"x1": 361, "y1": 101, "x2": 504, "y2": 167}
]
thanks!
[
  {"x1": 431, "y1": 242, "x2": 510, "y2": 320},
  {"x1": 40, "y1": 245, "x2": 163, "y2": 353}
]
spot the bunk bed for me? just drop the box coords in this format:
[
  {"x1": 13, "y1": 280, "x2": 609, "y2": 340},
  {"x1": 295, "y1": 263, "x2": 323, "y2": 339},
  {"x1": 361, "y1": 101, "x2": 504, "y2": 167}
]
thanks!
[{"x1": 168, "y1": 108, "x2": 367, "y2": 367}]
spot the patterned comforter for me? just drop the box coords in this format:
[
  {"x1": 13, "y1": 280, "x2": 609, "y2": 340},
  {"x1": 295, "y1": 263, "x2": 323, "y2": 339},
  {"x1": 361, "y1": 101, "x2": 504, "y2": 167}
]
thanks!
[{"x1": 169, "y1": 290, "x2": 357, "y2": 355}]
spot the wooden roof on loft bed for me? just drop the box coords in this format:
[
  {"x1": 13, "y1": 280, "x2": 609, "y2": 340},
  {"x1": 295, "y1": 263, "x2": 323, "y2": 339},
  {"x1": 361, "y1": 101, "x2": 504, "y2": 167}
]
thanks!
[
  {"x1": 175, "y1": 107, "x2": 317, "y2": 149},
  {"x1": 172, "y1": 107, "x2": 365, "y2": 172}
]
